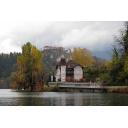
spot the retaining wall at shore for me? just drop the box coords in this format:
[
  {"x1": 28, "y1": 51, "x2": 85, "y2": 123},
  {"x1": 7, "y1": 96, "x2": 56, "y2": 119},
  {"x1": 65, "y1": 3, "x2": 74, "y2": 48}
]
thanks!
[{"x1": 48, "y1": 82, "x2": 128, "y2": 93}]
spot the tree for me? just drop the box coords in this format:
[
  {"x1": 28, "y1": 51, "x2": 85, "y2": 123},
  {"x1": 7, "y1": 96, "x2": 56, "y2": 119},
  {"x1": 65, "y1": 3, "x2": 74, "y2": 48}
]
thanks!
[
  {"x1": 117, "y1": 22, "x2": 128, "y2": 56},
  {"x1": 12, "y1": 42, "x2": 44, "y2": 91},
  {"x1": 108, "y1": 47, "x2": 122, "y2": 85},
  {"x1": 109, "y1": 22, "x2": 128, "y2": 85},
  {"x1": 71, "y1": 48, "x2": 95, "y2": 67}
]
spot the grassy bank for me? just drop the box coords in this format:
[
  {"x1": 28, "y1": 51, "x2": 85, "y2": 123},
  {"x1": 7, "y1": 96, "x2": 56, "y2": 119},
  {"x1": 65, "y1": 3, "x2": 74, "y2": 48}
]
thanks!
[
  {"x1": 43, "y1": 85, "x2": 59, "y2": 92},
  {"x1": 106, "y1": 86, "x2": 128, "y2": 93}
]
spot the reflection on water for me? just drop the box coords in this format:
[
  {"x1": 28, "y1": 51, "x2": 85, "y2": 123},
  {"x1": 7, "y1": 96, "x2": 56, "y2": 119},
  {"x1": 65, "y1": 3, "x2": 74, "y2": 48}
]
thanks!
[{"x1": 0, "y1": 89, "x2": 128, "y2": 106}]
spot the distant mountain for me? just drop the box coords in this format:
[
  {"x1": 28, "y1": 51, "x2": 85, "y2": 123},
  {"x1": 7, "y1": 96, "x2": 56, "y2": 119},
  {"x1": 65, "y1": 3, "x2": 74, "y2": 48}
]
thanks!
[{"x1": 43, "y1": 46, "x2": 70, "y2": 71}]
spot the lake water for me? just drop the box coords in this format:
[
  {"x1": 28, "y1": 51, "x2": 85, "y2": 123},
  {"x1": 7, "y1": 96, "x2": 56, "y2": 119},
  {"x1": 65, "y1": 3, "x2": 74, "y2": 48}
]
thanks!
[{"x1": 0, "y1": 89, "x2": 128, "y2": 106}]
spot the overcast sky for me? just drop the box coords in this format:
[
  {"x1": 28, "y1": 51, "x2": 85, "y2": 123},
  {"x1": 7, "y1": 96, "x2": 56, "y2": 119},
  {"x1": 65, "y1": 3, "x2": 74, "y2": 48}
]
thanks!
[{"x1": 0, "y1": 21, "x2": 124, "y2": 53}]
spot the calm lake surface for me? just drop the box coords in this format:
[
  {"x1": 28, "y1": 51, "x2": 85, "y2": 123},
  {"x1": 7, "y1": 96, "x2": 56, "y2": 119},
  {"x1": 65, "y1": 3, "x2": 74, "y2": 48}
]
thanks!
[{"x1": 0, "y1": 89, "x2": 128, "y2": 106}]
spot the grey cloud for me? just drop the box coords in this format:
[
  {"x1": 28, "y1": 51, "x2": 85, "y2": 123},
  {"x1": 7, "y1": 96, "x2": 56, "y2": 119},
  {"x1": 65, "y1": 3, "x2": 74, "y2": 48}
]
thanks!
[{"x1": 0, "y1": 21, "x2": 124, "y2": 53}]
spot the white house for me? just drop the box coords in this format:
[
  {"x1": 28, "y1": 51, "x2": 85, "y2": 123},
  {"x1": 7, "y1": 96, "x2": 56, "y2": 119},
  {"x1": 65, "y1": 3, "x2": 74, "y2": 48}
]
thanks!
[{"x1": 55, "y1": 57, "x2": 83, "y2": 82}]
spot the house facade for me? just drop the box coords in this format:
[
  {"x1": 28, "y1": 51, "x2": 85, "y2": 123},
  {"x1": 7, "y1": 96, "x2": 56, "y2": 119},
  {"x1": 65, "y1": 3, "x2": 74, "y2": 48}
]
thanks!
[{"x1": 55, "y1": 57, "x2": 83, "y2": 82}]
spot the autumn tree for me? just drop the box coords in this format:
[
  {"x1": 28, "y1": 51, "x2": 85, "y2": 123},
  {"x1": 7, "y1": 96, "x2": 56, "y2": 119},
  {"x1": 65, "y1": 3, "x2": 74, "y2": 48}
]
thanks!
[
  {"x1": 71, "y1": 48, "x2": 95, "y2": 67},
  {"x1": 12, "y1": 42, "x2": 44, "y2": 91}
]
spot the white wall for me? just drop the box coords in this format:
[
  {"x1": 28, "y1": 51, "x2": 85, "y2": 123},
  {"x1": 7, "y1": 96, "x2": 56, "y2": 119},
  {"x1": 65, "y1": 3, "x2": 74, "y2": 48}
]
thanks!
[
  {"x1": 74, "y1": 66, "x2": 83, "y2": 81},
  {"x1": 61, "y1": 66, "x2": 66, "y2": 82},
  {"x1": 56, "y1": 68, "x2": 61, "y2": 82}
]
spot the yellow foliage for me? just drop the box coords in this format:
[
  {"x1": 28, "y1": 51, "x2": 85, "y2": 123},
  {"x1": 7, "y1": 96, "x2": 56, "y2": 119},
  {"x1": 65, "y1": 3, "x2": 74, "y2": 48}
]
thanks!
[
  {"x1": 71, "y1": 48, "x2": 95, "y2": 67},
  {"x1": 14, "y1": 42, "x2": 44, "y2": 89},
  {"x1": 104, "y1": 60, "x2": 112, "y2": 70}
]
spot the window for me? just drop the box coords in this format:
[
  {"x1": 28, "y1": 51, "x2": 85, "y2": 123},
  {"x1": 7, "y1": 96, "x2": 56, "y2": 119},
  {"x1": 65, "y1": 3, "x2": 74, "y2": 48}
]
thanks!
[{"x1": 66, "y1": 68, "x2": 74, "y2": 76}]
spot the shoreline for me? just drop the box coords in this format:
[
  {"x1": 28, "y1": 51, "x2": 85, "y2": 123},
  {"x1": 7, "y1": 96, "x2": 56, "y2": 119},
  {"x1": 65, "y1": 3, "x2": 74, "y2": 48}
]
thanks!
[{"x1": 9, "y1": 85, "x2": 128, "y2": 94}]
